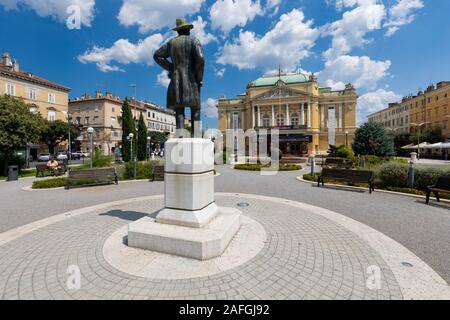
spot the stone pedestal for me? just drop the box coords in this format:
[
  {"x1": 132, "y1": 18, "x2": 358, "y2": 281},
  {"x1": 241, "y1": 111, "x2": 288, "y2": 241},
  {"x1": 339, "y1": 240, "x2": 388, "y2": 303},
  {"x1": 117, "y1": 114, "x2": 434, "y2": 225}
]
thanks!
[{"x1": 127, "y1": 138, "x2": 242, "y2": 260}]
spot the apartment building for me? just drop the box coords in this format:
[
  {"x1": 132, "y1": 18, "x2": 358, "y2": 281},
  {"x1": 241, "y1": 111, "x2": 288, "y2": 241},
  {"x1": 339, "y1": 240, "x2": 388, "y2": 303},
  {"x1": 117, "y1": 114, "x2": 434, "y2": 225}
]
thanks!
[
  {"x1": 367, "y1": 102, "x2": 410, "y2": 134},
  {"x1": 368, "y1": 81, "x2": 450, "y2": 140},
  {"x1": 69, "y1": 92, "x2": 176, "y2": 154},
  {"x1": 0, "y1": 52, "x2": 70, "y2": 156}
]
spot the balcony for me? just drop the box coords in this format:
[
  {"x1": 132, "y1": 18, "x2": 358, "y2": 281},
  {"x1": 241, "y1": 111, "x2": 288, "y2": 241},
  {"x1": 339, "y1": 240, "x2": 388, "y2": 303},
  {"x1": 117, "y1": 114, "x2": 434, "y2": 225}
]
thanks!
[{"x1": 255, "y1": 125, "x2": 308, "y2": 131}]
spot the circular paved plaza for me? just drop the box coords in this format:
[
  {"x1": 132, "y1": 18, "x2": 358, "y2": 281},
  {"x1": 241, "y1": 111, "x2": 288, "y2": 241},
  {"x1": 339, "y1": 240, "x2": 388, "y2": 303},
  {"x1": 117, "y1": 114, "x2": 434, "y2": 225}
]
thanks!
[{"x1": 1, "y1": 193, "x2": 449, "y2": 300}]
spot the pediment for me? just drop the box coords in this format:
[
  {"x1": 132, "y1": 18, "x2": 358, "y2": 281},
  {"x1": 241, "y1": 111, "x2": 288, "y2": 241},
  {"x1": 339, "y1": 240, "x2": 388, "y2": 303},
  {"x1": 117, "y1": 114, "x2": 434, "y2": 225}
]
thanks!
[{"x1": 254, "y1": 84, "x2": 310, "y2": 100}]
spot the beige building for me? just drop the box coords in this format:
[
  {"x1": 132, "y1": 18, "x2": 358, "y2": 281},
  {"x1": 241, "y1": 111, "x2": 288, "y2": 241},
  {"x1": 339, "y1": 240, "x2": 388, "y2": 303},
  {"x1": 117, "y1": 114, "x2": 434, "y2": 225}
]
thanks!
[
  {"x1": 217, "y1": 72, "x2": 358, "y2": 156},
  {"x1": 367, "y1": 102, "x2": 410, "y2": 134},
  {"x1": 69, "y1": 92, "x2": 176, "y2": 154},
  {"x1": 0, "y1": 52, "x2": 70, "y2": 156},
  {"x1": 368, "y1": 81, "x2": 450, "y2": 140}
]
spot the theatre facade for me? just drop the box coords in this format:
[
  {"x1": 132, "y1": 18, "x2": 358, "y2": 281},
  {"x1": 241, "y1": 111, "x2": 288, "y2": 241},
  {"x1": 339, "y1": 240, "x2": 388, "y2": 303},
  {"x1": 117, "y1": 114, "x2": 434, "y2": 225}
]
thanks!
[{"x1": 217, "y1": 73, "x2": 358, "y2": 157}]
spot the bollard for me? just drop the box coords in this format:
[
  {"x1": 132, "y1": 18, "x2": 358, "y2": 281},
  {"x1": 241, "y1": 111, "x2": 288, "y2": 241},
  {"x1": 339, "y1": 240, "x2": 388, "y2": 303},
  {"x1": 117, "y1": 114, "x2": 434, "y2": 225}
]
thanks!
[{"x1": 408, "y1": 160, "x2": 415, "y2": 188}]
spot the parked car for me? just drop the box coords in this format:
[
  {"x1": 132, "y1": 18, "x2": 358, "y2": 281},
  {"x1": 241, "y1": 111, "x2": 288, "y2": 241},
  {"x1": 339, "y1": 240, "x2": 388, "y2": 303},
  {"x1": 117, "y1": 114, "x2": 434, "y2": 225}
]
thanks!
[
  {"x1": 71, "y1": 152, "x2": 82, "y2": 160},
  {"x1": 38, "y1": 154, "x2": 51, "y2": 162},
  {"x1": 56, "y1": 152, "x2": 68, "y2": 161}
]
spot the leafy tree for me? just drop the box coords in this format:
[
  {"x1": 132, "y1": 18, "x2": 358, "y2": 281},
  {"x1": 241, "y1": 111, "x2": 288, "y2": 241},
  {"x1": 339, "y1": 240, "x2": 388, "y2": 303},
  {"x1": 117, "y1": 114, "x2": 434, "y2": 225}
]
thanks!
[
  {"x1": 423, "y1": 126, "x2": 444, "y2": 144},
  {"x1": 40, "y1": 120, "x2": 78, "y2": 155},
  {"x1": 393, "y1": 133, "x2": 412, "y2": 155},
  {"x1": 148, "y1": 131, "x2": 167, "y2": 143},
  {"x1": 352, "y1": 122, "x2": 395, "y2": 157},
  {"x1": 121, "y1": 98, "x2": 136, "y2": 162},
  {"x1": 0, "y1": 95, "x2": 44, "y2": 175},
  {"x1": 137, "y1": 113, "x2": 148, "y2": 161}
]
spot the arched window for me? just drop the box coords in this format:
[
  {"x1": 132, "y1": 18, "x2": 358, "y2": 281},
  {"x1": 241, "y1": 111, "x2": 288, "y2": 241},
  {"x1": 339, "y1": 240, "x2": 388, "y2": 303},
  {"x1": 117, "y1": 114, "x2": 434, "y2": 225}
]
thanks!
[
  {"x1": 262, "y1": 114, "x2": 271, "y2": 127},
  {"x1": 276, "y1": 114, "x2": 285, "y2": 126},
  {"x1": 291, "y1": 113, "x2": 299, "y2": 126}
]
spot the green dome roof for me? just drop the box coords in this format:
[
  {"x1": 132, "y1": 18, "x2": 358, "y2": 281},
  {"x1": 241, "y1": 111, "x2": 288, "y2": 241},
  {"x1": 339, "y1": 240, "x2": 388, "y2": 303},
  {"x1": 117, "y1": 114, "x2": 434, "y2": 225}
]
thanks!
[{"x1": 251, "y1": 73, "x2": 310, "y2": 87}]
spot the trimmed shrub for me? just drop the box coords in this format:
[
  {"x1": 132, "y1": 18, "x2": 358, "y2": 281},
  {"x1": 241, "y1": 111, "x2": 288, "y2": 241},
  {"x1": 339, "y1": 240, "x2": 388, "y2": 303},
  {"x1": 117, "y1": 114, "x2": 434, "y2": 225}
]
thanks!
[
  {"x1": 124, "y1": 161, "x2": 150, "y2": 180},
  {"x1": 376, "y1": 163, "x2": 409, "y2": 188},
  {"x1": 32, "y1": 178, "x2": 67, "y2": 189},
  {"x1": 303, "y1": 173, "x2": 318, "y2": 182},
  {"x1": 92, "y1": 150, "x2": 113, "y2": 168},
  {"x1": 415, "y1": 166, "x2": 450, "y2": 190},
  {"x1": 234, "y1": 163, "x2": 301, "y2": 171}
]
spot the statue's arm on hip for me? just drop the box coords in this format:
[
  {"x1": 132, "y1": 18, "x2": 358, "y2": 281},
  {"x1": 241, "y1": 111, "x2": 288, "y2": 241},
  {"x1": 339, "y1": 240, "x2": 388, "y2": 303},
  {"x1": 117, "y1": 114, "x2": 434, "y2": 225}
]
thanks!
[
  {"x1": 193, "y1": 39, "x2": 205, "y2": 88},
  {"x1": 153, "y1": 43, "x2": 173, "y2": 75}
]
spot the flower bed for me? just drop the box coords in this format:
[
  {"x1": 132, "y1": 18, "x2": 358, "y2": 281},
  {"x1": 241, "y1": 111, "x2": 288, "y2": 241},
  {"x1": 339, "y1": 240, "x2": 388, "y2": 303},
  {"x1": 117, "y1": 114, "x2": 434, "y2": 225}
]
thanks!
[{"x1": 235, "y1": 163, "x2": 302, "y2": 171}]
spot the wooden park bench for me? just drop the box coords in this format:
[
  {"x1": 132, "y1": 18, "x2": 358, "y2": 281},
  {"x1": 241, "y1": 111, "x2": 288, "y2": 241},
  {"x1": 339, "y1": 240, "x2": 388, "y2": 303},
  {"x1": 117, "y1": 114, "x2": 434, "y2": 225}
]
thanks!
[
  {"x1": 36, "y1": 164, "x2": 67, "y2": 177},
  {"x1": 66, "y1": 167, "x2": 118, "y2": 189},
  {"x1": 318, "y1": 168, "x2": 375, "y2": 193},
  {"x1": 152, "y1": 165, "x2": 165, "y2": 182},
  {"x1": 426, "y1": 176, "x2": 450, "y2": 204}
]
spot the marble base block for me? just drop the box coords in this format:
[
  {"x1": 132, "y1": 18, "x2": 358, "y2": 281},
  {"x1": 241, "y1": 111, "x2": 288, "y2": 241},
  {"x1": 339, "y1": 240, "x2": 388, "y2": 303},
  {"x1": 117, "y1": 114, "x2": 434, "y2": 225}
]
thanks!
[{"x1": 128, "y1": 207, "x2": 242, "y2": 260}]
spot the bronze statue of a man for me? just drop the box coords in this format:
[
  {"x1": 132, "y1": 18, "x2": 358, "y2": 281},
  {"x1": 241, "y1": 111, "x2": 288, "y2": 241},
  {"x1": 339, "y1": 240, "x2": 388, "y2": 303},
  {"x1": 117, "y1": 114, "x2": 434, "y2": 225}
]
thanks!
[{"x1": 154, "y1": 18, "x2": 205, "y2": 136}]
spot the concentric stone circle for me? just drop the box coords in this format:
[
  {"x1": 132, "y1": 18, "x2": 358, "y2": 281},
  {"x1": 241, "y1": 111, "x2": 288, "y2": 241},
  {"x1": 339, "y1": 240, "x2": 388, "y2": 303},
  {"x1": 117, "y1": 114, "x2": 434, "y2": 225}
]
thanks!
[
  {"x1": 102, "y1": 215, "x2": 267, "y2": 280},
  {"x1": 0, "y1": 195, "x2": 404, "y2": 300}
]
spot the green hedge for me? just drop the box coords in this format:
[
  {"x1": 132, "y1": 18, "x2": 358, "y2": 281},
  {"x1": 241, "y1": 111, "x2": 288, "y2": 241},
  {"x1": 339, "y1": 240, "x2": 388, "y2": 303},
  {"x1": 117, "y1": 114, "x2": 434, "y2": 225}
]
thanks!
[
  {"x1": 32, "y1": 178, "x2": 67, "y2": 189},
  {"x1": 303, "y1": 173, "x2": 318, "y2": 182},
  {"x1": 234, "y1": 163, "x2": 302, "y2": 171},
  {"x1": 376, "y1": 163, "x2": 450, "y2": 190},
  {"x1": 121, "y1": 160, "x2": 163, "y2": 180}
]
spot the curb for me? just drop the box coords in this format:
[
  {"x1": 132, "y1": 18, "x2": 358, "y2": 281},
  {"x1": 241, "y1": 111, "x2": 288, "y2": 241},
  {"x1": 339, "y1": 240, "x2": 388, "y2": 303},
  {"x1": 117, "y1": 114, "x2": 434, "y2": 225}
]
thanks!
[{"x1": 296, "y1": 175, "x2": 450, "y2": 205}]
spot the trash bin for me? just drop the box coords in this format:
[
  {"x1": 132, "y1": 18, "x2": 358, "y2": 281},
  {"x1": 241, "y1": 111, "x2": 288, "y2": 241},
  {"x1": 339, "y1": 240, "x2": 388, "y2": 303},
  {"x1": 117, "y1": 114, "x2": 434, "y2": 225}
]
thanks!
[{"x1": 7, "y1": 165, "x2": 19, "y2": 182}]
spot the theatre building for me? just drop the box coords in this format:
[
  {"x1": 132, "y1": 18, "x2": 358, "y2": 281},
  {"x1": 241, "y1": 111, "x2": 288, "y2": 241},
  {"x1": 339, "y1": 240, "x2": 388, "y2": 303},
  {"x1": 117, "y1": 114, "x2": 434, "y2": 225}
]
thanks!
[{"x1": 217, "y1": 73, "x2": 358, "y2": 157}]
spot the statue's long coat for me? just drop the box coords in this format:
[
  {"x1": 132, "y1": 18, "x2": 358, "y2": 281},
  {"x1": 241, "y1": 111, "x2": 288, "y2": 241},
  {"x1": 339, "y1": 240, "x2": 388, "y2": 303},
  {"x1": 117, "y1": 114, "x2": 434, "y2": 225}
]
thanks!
[{"x1": 154, "y1": 35, "x2": 205, "y2": 110}]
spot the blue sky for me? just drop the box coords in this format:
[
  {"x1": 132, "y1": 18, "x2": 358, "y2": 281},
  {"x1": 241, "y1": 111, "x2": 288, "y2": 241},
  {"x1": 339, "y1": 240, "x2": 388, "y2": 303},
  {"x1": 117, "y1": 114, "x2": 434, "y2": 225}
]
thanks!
[{"x1": 0, "y1": 0, "x2": 448, "y2": 128}]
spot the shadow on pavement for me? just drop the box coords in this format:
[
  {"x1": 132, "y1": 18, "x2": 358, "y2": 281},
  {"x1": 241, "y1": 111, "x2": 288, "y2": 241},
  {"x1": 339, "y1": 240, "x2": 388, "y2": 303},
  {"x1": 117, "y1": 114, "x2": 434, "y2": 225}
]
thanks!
[{"x1": 99, "y1": 210, "x2": 147, "y2": 221}]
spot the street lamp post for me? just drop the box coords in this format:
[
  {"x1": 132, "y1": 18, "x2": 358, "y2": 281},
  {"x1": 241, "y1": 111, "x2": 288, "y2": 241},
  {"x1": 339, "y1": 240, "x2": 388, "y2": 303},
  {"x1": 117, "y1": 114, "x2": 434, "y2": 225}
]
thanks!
[
  {"x1": 147, "y1": 136, "x2": 151, "y2": 161},
  {"x1": 87, "y1": 127, "x2": 94, "y2": 168},
  {"x1": 411, "y1": 122, "x2": 429, "y2": 160},
  {"x1": 62, "y1": 111, "x2": 72, "y2": 165},
  {"x1": 128, "y1": 133, "x2": 136, "y2": 178}
]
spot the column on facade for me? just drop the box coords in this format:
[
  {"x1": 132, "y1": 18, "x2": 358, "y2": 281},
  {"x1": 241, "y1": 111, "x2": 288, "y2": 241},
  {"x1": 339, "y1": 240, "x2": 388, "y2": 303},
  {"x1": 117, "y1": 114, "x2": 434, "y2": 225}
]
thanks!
[
  {"x1": 307, "y1": 103, "x2": 311, "y2": 128},
  {"x1": 227, "y1": 111, "x2": 231, "y2": 129},
  {"x1": 242, "y1": 110, "x2": 245, "y2": 129},
  {"x1": 301, "y1": 103, "x2": 305, "y2": 126},
  {"x1": 338, "y1": 105, "x2": 342, "y2": 129},
  {"x1": 271, "y1": 105, "x2": 275, "y2": 127},
  {"x1": 257, "y1": 106, "x2": 261, "y2": 127},
  {"x1": 252, "y1": 106, "x2": 256, "y2": 128},
  {"x1": 286, "y1": 104, "x2": 290, "y2": 126},
  {"x1": 320, "y1": 105, "x2": 325, "y2": 128}
]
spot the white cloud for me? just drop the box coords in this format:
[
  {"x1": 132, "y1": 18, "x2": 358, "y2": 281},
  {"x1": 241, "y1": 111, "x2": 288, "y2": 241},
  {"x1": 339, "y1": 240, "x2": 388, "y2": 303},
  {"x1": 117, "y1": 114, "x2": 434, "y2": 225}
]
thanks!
[
  {"x1": 322, "y1": 1, "x2": 385, "y2": 60},
  {"x1": 191, "y1": 16, "x2": 217, "y2": 45},
  {"x1": 118, "y1": 0, "x2": 205, "y2": 33},
  {"x1": 318, "y1": 55, "x2": 391, "y2": 90},
  {"x1": 0, "y1": 0, "x2": 95, "y2": 26},
  {"x1": 78, "y1": 34, "x2": 164, "y2": 72},
  {"x1": 157, "y1": 71, "x2": 170, "y2": 88},
  {"x1": 384, "y1": 0, "x2": 424, "y2": 37},
  {"x1": 215, "y1": 67, "x2": 226, "y2": 77},
  {"x1": 217, "y1": 9, "x2": 319, "y2": 71},
  {"x1": 210, "y1": 0, "x2": 263, "y2": 34},
  {"x1": 357, "y1": 89, "x2": 401, "y2": 125},
  {"x1": 266, "y1": 0, "x2": 281, "y2": 15},
  {"x1": 203, "y1": 98, "x2": 218, "y2": 118}
]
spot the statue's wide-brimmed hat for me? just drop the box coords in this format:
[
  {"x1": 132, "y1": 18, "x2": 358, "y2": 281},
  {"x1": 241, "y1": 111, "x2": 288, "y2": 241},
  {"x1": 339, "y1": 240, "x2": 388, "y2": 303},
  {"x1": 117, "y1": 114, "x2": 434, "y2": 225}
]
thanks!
[{"x1": 173, "y1": 18, "x2": 194, "y2": 31}]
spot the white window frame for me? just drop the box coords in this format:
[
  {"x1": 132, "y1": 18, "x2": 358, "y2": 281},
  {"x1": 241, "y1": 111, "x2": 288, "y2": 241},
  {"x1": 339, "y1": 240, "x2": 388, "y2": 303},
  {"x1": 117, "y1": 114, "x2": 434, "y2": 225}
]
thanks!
[
  {"x1": 48, "y1": 93, "x2": 56, "y2": 104},
  {"x1": 6, "y1": 83, "x2": 16, "y2": 96},
  {"x1": 28, "y1": 87, "x2": 37, "y2": 100},
  {"x1": 47, "y1": 110, "x2": 56, "y2": 122}
]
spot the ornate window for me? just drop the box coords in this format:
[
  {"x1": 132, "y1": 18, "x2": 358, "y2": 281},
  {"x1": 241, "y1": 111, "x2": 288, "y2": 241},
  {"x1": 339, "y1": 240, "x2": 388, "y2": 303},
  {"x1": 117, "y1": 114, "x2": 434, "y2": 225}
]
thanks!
[
  {"x1": 291, "y1": 113, "x2": 299, "y2": 126},
  {"x1": 262, "y1": 114, "x2": 271, "y2": 127},
  {"x1": 276, "y1": 114, "x2": 285, "y2": 126}
]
